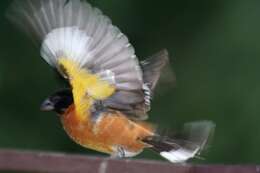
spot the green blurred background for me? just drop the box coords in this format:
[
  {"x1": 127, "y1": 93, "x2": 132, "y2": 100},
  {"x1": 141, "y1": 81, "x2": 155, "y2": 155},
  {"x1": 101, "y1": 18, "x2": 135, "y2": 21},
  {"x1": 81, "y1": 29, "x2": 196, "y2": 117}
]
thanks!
[{"x1": 0, "y1": 0, "x2": 260, "y2": 164}]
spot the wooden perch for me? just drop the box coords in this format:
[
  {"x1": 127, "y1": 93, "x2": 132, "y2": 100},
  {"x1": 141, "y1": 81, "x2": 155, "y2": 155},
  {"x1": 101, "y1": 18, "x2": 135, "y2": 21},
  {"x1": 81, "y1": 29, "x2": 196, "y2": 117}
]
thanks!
[{"x1": 0, "y1": 149, "x2": 259, "y2": 173}]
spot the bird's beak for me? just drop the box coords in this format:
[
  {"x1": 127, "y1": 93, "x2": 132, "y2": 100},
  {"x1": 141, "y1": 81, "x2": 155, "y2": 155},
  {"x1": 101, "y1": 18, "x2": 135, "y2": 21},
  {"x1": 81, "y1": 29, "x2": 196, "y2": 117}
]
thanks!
[{"x1": 40, "y1": 99, "x2": 54, "y2": 111}]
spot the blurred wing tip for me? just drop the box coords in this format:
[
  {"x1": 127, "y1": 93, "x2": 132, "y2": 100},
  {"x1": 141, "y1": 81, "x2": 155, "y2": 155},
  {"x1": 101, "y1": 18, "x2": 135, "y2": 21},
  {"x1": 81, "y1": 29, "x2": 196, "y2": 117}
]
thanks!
[
  {"x1": 141, "y1": 48, "x2": 175, "y2": 93},
  {"x1": 157, "y1": 49, "x2": 170, "y2": 60},
  {"x1": 161, "y1": 48, "x2": 170, "y2": 57}
]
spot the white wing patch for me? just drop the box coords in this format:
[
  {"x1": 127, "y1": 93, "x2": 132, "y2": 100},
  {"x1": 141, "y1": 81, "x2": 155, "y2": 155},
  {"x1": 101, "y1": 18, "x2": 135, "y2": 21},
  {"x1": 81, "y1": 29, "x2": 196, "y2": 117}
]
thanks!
[{"x1": 41, "y1": 27, "x2": 93, "y2": 68}]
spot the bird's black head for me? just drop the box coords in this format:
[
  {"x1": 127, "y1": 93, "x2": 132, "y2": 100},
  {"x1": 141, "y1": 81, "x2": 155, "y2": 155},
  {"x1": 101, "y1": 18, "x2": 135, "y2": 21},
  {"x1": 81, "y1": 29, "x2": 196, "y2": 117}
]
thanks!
[{"x1": 40, "y1": 88, "x2": 73, "y2": 114}]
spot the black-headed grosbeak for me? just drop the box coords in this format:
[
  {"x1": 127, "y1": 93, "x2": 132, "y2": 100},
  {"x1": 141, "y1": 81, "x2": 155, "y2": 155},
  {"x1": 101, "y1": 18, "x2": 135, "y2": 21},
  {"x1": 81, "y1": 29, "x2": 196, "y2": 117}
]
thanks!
[{"x1": 7, "y1": 0, "x2": 215, "y2": 162}]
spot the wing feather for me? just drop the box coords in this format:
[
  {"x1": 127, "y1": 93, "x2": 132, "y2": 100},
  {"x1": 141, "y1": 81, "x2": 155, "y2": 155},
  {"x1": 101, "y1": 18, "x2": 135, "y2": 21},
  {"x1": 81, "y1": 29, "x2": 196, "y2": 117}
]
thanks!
[
  {"x1": 104, "y1": 50, "x2": 170, "y2": 120},
  {"x1": 7, "y1": 0, "x2": 143, "y2": 91},
  {"x1": 7, "y1": 0, "x2": 172, "y2": 120}
]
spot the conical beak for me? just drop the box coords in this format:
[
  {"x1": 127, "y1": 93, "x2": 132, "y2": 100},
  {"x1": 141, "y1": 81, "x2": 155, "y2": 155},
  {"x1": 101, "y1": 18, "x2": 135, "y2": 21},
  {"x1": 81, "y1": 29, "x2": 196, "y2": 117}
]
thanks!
[{"x1": 40, "y1": 99, "x2": 54, "y2": 111}]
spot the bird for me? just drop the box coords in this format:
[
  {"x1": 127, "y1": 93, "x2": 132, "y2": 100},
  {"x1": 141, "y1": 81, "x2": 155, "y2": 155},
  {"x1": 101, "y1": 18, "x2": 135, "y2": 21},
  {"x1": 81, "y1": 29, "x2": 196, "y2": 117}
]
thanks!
[{"x1": 6, "y1": 0, "x2": 215, "y2": 163}]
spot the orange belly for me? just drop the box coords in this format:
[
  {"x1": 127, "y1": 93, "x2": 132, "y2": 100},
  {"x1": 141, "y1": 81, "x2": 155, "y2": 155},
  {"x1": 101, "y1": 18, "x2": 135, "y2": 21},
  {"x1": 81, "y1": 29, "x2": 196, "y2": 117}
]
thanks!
[{"x1": 61, "y1": 105, "x2": 155, "y2": 156}]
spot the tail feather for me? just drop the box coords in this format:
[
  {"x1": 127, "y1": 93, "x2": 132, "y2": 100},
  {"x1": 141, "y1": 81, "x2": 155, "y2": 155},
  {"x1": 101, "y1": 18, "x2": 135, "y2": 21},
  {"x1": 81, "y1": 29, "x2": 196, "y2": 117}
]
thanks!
[{"x1": 143, "y1": 121, "x2": 215, "y2": 163}]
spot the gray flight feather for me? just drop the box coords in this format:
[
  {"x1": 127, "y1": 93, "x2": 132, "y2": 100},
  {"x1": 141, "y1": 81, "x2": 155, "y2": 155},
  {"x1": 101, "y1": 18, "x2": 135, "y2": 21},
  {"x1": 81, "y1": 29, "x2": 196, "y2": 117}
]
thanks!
[
  {"x1": 141, "y1": 49, "x2": 169, "y2": 91},
  {"x1": 104, "y1": 50, "x2": 170, "y2": 120}
]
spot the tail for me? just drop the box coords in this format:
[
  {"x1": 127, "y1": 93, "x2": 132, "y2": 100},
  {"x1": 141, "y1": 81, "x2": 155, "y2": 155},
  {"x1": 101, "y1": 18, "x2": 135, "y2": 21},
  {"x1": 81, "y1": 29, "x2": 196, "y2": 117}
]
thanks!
[{"x1": 143, "y1": 121, "x2": 215, "y2": 163}]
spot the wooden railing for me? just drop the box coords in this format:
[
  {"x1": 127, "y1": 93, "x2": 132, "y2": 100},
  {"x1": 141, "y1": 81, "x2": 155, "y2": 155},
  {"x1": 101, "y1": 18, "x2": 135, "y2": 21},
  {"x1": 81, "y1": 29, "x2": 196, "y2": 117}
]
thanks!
[{"x1": 0, "y1": 149, "x2": 258, "y2": 173}]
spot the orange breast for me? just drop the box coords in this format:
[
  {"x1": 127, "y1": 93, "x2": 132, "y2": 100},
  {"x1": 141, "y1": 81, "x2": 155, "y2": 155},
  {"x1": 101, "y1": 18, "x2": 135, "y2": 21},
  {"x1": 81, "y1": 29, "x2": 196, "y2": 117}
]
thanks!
[{"x1": 61, "y1": 105, "x2": 155, "y2": 155}]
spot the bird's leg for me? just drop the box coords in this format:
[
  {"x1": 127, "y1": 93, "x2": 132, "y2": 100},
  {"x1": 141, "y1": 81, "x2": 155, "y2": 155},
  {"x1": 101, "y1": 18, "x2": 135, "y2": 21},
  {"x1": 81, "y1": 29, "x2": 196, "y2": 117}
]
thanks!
[{"x1": 110, "y1": 146, "x2": 126, "y2": 159}]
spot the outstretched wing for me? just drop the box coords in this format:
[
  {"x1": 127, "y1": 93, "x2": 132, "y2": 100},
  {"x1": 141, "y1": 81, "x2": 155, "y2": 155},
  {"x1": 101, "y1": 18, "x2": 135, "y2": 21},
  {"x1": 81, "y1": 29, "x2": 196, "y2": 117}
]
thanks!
[
  {"x1": 7, "y1": 0, "x2": 171, "y2": 120},
  {"x1": 103, "y1": 50, "x2": 170, "y2": 120},
  {"x1": 7, "y1": 0, "x2": 143, "y2": 91}
]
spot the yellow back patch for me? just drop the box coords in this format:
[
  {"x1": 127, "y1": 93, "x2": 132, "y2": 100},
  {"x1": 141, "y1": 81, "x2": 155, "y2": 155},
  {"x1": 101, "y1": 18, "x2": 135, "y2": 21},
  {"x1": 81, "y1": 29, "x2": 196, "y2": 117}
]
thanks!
[{"x1": 58, "y1": 58, "x2": 115, "y2": 121}]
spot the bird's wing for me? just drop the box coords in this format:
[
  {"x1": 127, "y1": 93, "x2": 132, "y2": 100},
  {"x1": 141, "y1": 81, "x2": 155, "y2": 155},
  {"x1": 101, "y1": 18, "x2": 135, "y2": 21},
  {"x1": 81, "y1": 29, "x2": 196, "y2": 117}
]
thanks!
[
  {"x1": 7, "y1": 0, "x2": 143, "y2": 90},
  {"x1": 7, "y1": 0, "x2": 169, "y2": 120},
  {"x1": 103, "y1": 50, "x2": 170, "y2": 120}
]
